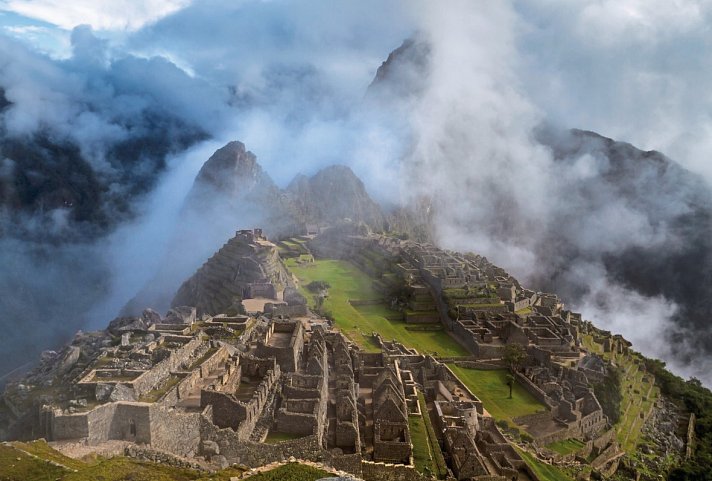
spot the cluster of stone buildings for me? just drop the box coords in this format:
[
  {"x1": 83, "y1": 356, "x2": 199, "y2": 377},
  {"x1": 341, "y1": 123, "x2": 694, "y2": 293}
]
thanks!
[
  {"x1": 4, "y1": 227, "x2": 633, "y2": 480},
  {"x1": 319, "y1": 233, "x2": 613, "y2": 450}
]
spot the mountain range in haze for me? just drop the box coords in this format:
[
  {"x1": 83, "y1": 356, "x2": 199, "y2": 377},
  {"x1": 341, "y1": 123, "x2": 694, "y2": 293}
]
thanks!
[{"x1": 1, "y1": 34, "x2": 712, "y2": 389}]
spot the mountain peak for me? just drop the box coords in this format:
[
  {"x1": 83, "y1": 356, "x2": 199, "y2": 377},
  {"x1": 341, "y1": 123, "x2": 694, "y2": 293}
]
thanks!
[{"x1": 194, "y1": 140, "x2": 268, "y2": 192}]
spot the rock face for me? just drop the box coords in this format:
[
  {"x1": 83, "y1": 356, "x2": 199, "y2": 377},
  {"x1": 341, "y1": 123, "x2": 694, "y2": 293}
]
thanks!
[
  {"x1": 286, "y1": 165, "x2": 385, "y2": 230},
  {"x1": 535, "y1": 128, "x2": 712, "y2": 357},
  {"x1": 367, "y1": 37, "x2": 712, "y2": 372},
  {"x1": 184, "y1": 141, "x2": 300, "y2": 239},
  {"x1": 367, "y1": 37, "x2": 431, "y2": 101}
]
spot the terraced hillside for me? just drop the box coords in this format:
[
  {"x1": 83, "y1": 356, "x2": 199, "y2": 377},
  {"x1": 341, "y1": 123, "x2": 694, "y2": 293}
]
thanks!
[{"x1": 581, "y1": 333, "x2": 660, "y2": 452}]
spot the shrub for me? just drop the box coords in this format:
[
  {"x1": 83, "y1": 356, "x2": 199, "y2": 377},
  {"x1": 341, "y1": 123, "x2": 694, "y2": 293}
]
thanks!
[{"x1": 306, "y1": 280, "x2": 330, "y2": 292}]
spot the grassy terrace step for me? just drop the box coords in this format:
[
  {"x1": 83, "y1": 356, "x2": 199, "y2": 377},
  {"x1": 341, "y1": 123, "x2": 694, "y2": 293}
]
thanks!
[
  {"x1": 286, "y1": 258, "x2": 468, "y2": 356},
  {"x1": 516, "y1": 448, "x2": 575, "y2": 481},
  {"x1": 242, "y1": 463, "x2": 332, "y2": 481},
  {"x1": 546, "y1": 438, "x2": 585, "y2": 456},
  {"x1": 0, "y1": 443, "x2": 68, "y2": 481},
  {"x1": 447, "y1": 365, "x2": 547, "y2": 428},
  {"x1": 264, "y1": 431, "x2": 304, "y2": 444},
  {"x1": 580, "y1": 333, "x2": 660, "y2": 453},
  {"x1": 11, "y1": 440, "x2": 86, "y2": 471},
  {"x1": 0, "y1": 441, "x2": 246, "y2": 481}
]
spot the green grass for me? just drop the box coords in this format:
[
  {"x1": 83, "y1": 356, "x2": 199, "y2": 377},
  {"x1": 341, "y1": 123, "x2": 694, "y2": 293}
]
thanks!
[
  {"x1": 287, "y1": 259, "x2": 468, "y2": 356},
  {"x1": 581, "y1": 333, "x2": 659, "y2": 452},
  {"x1": 0, "y1": 443, "x2": 247, "y2": 481},
  {"x1": 408, "y1": 414, "x2": 433, "y2": 474},
  {"x1": 0, "y1": 443, "x2": 68, "y2": 481},
  {"x1": 242, "y1": 463, "x2": 331, "y2": 481},
  {"x1": 417, "y1": 391, "x2": 447, "y2": 478},
  {"x1": 138, "y1": 375, "x2": 182, "y2": 403},
  {"x1": 264, "y1": 431, "x2": 304, "y2": 444},
  {"x1": 546, "y1": 438, "x2": 585, "y2": 456},
  {"x1": 188, "y1": 347, "x2": 218, "y2": 370},
  {"x1": 517, "y1": 448, "x2": 574, "y2": 481},
  {"x1": 447, "y1": 365, "x2": 547, "y2": 425},
  {"x1": 11, "y1": 440, "x2": 86, "y2": 471}
]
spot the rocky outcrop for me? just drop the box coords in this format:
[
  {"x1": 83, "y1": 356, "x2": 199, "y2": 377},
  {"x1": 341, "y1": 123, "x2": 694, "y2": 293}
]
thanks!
[
  {"x1": 286, "y1": 165, "x2": 385, "y2": 230},
  {"x1": 184, "y1": 141, "x2": 300, "y2": 239}
]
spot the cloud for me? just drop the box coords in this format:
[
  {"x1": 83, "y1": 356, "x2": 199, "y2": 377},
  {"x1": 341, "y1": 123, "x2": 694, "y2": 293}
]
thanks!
[
  {"x1": 514, "y1": 0, "x2": 712, "y2": 185},
  {"x1": 0, "y1": 0, "x2": 192, "y2": 31}
]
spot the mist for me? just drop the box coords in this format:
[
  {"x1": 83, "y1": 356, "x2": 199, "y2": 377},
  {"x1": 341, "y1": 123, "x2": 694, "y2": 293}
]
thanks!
[{"x1": 1, "y1": 0, "x2": 712, "y2": 387}]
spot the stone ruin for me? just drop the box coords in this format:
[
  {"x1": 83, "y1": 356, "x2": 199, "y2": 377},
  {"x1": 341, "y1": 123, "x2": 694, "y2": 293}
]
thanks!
[
  {"x1": 2, "y1": 227, "x2": 634, "y2": 480},
  {"x1": 172, "y1": 229, "x2": 290, "y2": 316}
]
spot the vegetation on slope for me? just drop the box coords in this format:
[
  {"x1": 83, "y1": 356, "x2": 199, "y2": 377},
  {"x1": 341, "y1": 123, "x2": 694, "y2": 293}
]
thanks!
[
  {"x1": 0, "y1": 442, "x2": 68, "y2": 481},
  {"x1": 581, "y1": 333, "x2": 659, "y2": 452},
  {"x1": 240, "y1": 463, "x2": 331, "y2": 481},
  {"x1": 546, "y1": 439, "x2": 585, "y2": 456},
  {"x1": 0, "y1": 441, "x2": 246, "y2": 481},
  {"x1": 287, "y1": 258, "x2": 467, "y2": 356},
  {"x1": 516, "y1": 448, "x2": 574, "y2": 481},
  {"x1": 644, "y1": 358, "x2": 712, "y2": 481}
]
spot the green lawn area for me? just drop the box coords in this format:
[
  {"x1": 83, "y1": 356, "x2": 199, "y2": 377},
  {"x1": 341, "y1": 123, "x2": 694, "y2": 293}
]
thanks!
[
  {"x1": 516, "y1": 448, "x2": 574, "y2": 481},
  {"x1": 0, "y1": 443, "x2": 68, "y2": 481},
  {"x1": 0, "y1": 442, "x2": 246, "y2": 481},
  {"x1": 264, "y1": 431, "x2": 304, "y2": 444},
  {"x1": 409, "y1": 414, "x2": 433, "y2": 474},
  {"x1": 546, "y1": 438, "x2": 585, "y2": 456},
  {"x1": 287, "y1": 259, "x2": 468, "y2": 357},
  {"x1": 447, "y1": 365, "x2": 547, "y2": 425},
  {"x1": 242, "y1": 463, "x2": 332, "y2": 481},
  {"x1": 11, "y1": 440, "x2": 86, "y2": 471}
]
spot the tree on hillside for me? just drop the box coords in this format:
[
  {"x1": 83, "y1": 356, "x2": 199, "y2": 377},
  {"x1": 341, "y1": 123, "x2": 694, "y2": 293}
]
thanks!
[
  {"x1": 503, "y1": 344, "x2": 527, "y2": 372},
  {"x1": 506, "y1": 373, "x2": 515, "y2": 399}
]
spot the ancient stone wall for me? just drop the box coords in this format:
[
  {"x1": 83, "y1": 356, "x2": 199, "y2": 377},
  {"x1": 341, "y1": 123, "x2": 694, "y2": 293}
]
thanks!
[
  {"x1": 255, "y1": 322, "x2": 304, "y2": 372},
  {"x1": 199, "y1": 416, "x2": 323, "y2": 467},
  {"x1": 203, "y1": 360, "x2": 280, "y2": 439},
  {"x1": 86, "y1": 403, "x2": 117, "y2": 443},
  {"x1": 514, "y1": 372, "x2": 556, "y2": 409},
  {"x1": 132, "y1": 337, "x2": 204, "y2": 398},
  {"x1": 360, "y1": 460, "x2": 428, "y2": 481},
  {"x1": 51, "y1": 410, "x2": 89, "y2": 440},
  {"x1": 265, "y1": 303, "x2": 308, "y2": 318},
  {"x1": 149, "y1": 406, "x2": 202, "y2": 457}
]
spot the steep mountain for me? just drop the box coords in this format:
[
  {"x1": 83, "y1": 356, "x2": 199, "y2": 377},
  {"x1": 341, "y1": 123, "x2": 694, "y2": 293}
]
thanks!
[
  {"x1": 0, "y1": 114, "x2": 205, "y2": 242},
  {"x1": 535, "y1": 128, "x2": 712, "y2": 359},
  {"x1": 183, "y1": 140, "x2": 300, "y2": 239},
  {"x1": 0, "y1": 101, "x2": 206, "y2": 377},
  {"x1": 368, "y1": 37, "x2": 712, "y2": 375},
  {"x1": 125, "y1": 142, "x2": 388, "y2": 315},
  {"x1": 367, "y1": 37, "x2": 431, "y2": 101},
  {"x1": 285, "y1": 164, "x2": 385, "y2": 230}
]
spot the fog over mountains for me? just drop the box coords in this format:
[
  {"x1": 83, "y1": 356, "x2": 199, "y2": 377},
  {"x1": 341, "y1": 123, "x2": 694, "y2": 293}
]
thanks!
[{"x1": 1, "y1": 0, "x2": 712, "y2": 386}]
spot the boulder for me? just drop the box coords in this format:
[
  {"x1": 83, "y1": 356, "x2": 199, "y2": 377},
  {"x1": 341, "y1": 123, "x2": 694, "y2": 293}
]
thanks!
[
  {"x1": 109, "y1": 383, "x2": 136, "y2": 402},
  {"x1": 96, "y1": 383, "x2": 114, "y2": 402},
  {"x1": 57, "y1": 346, "x2": 81, "y2": 374},
  {"x1": 108, "y1": 316, "x2": 146, "y2": 335},
  {"x1": 200, "y1": 439, "x2": 220, "y2": 457},
  {"x1": 141, "y1": 308, "x2": 162, "y2": 325},
  {"x1": 164, "y1": 306, "x2": 196, "y2": 325},
  {"x1": 40, "y1": 350, "x2": 58, "y2": 363},
  {"x1": 283, "y1": 287, "x2": 307, "y2": 306}
]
